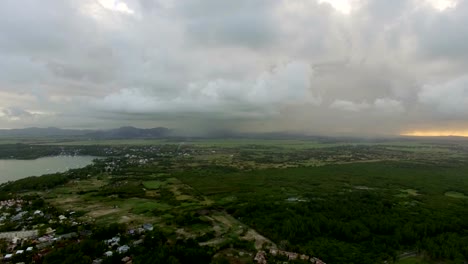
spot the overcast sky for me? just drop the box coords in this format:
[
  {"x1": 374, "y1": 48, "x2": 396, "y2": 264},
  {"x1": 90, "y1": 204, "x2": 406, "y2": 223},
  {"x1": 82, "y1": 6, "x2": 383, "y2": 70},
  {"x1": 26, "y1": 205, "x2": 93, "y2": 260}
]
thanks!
[{"x1": 0, "y1": 0, "x2": 467, "y2": 136}]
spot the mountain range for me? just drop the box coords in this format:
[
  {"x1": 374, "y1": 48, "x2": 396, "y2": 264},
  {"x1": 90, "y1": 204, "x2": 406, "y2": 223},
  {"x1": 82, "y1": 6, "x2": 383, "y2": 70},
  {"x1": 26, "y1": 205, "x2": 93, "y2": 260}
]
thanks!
[
  {"x1": 1, "y1": 127, "x2": 466, "y2": 143},
  {"x1": 0, "y1": 126, "x2": 172, "y2": 139}
]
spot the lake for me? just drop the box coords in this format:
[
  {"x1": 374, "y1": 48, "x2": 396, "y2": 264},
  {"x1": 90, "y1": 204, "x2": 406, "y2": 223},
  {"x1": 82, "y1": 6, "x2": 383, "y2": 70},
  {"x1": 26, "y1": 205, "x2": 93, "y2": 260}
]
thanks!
[{"x1": 0, "y1": 156, "x2": 97, "y2": 184}]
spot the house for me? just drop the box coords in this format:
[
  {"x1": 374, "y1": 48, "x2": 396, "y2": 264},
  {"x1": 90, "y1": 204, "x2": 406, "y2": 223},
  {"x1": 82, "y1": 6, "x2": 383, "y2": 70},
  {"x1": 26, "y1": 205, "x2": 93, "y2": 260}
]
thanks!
[
  {"x1": 132, "y1": 239, "x2": 143, "y2": 246},
  {"x1": 118, "y1": 245, "x2": 130, "y2": 254},
  {"x1": 254, "y1": 251, "x2": 267, "y2": 264},
  {"x1": 142, "y1": 223, "x2": 153, "y2": 231},
  {"x1": 11, "y1": 211, "x2": 27, "y2": 221},
  {"x1": 286, "y1": 252, "x2": 298, "y2": 260},
  {"x1": 107, "y1": 236, "x2": 120, "y2": 246},
  {"x1": 4, "y1": 254, "x2": 13, "y2": 260},
  {"x1": 26, "y1": 247, "x2": 33, "y2": 252},
  {"x1": 269, "y1": 249, "x2": 322, "y2": 263},
  {"x1": 36, "y1": 241, "x2": 53, "y2": 250},
  {"x1": 57, "y1": 232, "x2": 78, "y2": 240},
  {"x1": 0, "y1": 230, "x2": 38, "y2": 240},
  {"x1": 311, "y1": 257, "x2": 326, "y2": 264},
  {"x1": 33, "y1": 210, "x2": 43, "y2": 216},
  {"x1": 104, "y1": 251, "x2": 113, "y2": 257},
  {"x1": 38, "y1": 235, "x2": 52, "y2": 242},
  {"x1": 16, "y1": 250, "x2": 24, "y2": 254}
]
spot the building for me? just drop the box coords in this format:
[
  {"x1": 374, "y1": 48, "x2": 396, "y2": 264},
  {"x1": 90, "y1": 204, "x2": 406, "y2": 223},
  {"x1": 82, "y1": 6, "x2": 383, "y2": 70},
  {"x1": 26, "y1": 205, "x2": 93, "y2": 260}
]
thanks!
[
  {"x1": 0, "y1": 230, "x2": 38, "y2": 240},
  {"x1": 142, "y1": 223, "x2": 153, "y2": 231},
  {"x1": 118, "y1": 245, "x2": 130, "y2": 254}
]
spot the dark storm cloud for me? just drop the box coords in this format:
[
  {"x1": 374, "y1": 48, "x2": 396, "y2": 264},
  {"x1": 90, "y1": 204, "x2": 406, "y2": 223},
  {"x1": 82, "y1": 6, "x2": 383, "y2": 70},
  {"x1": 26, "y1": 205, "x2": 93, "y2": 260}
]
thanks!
[{"x1": 173, "y1": 0, "x2": 279, "y2": 49}]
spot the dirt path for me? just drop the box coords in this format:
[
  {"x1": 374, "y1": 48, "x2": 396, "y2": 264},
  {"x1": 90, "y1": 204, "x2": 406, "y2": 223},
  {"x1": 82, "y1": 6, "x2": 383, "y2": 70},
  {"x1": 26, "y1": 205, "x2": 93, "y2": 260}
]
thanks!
[
  {"x1": 212, "y1": 212, "x2": 276, "y2": 250},
  {"x1": 242, "y1": 229, "x2": 275, "y2": 250}
]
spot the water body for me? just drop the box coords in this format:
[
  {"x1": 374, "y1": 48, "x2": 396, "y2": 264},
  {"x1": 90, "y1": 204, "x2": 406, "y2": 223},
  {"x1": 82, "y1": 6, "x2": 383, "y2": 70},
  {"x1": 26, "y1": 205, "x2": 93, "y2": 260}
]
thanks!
[{"x1": 0, "y1": 156, "x2": 97, "y2": 184}]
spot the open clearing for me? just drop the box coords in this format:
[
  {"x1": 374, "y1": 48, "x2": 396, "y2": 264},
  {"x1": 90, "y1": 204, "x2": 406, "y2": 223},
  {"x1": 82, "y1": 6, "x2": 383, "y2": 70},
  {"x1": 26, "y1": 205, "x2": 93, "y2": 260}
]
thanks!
[
  {"x1": 444, "y1": 191, "x2": 468, "y2": 199},
  {"x1": 396, "y1": 189, "x2": 420, "y2": 197}
]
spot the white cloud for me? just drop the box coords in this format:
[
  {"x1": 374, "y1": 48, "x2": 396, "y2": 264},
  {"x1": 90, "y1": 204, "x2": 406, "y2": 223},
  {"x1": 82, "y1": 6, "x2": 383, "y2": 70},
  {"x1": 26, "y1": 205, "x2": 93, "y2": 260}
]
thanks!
[
  {"x1": 330, "y1": 98, "x2": 404, "y2": 114},
  {"x1": 97, "y1": 0, "x2": 135, "y2": 14},
  {"x1": 330, "y1": 100, "x2": 370, "y2": 112},
  {"x1": 0, "y1": 107, "x2": 43, "y2": 121},
  {"x1": 374, "y1": 98, "x2": 405, "y2": 113},
  {"x1": 426, "y1": 0, "x2": 458, "y2": 11},
  {"x1": 318, "y1": 0, "x2": 355, "y2": 14},
  {"x1": 95, "y1": 61, "x2": 320, "y2": 117}
]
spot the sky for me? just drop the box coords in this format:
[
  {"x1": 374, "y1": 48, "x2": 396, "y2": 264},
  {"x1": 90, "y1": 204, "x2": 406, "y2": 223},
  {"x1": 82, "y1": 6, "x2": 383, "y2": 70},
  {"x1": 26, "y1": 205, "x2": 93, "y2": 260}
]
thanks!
[{"x1": 0, "y1": 0, "x2": 467, "y2": 136}]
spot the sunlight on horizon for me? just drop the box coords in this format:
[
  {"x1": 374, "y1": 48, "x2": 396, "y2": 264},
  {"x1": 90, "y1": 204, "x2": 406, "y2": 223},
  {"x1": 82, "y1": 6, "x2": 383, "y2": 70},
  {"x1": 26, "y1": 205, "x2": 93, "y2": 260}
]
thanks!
[
  {"x1": 318, "y1": 0, "x2": 457, "y2": 14},
  {"x1": 97, "y1": 0, "x2": 134, "y2": 14},
  {"x1": 402, "y1": 130, "x2": 468, "y2": 137},
  {"x1": 318, "y1": 0, "x2": 353, "y2": 14},
  {"x1": 427, "y1": 0, "x2": 458, "y2": 11}
]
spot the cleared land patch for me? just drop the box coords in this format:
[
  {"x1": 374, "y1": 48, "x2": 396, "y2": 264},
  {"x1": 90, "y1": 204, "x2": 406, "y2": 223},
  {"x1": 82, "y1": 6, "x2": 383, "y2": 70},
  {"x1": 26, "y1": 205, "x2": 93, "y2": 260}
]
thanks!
[
  {"x1": 142, "y1": 180, "x2": 166, "y2": 189},
  {"x1": 444, "y1": 191, "x2": 468, "y2": 199},
  {"x1": 396, "y1": 189, "x2": 420, "y2": 197}
]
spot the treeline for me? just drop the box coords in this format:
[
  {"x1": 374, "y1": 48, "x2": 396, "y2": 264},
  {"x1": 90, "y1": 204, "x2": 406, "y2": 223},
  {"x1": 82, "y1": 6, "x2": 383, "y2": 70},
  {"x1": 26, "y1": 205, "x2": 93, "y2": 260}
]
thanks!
[
  {"x1": 0, "y1": 144, "x2": 63, "y2": 159},
  {"x1": 229, "y1": 191, "x2": 468, "y2": 263},
  {"x1": 0, "y1": 173, "x2": 69, "y2": 192},
  {"x1": 0, "y1": 144, "x2": 110, "y2": 160}
]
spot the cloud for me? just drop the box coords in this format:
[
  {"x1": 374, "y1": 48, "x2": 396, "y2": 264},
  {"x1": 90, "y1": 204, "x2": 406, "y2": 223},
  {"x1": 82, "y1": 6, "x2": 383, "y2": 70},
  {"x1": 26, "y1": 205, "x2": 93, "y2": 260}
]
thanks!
[
  {"x1": 0, "y1": 106, "x2": 54, "y2": 122},
  {"x1": 2, "y1": 107, "x2": 33, "y2": 119},
  {"x1": 0, "y1": 0, "x2": 467, "y2": 135},
  {"x1": 95, "y1": 61, "x2": 320, "y2": 118},
  {"x1": 97, "y1": 0, "x2": 135, "y2": 14},
  {"x1": 172, "y1": 0, "x2": 278, "y2": 49},
  {"x1": 330, "y1": 98, "x2": 404, "y2": 114},
  {"x1": 374, "y1": 98, "x2": 405, "y2": 113},
  {"x1": 418, "y1": 74, "x2": 468, "y2": 115},
  {"x1": 330, "y1": 100, "x2": 370, "y2": 112},
  {"x1": 426, "y1": 0, "x2": 458, "y2": 11}
]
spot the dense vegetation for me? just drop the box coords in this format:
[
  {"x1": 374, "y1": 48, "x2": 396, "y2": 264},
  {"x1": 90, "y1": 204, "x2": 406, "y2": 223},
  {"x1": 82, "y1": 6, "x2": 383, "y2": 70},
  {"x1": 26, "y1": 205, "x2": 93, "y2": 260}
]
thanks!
[
  {"x1": 231, "y1": 192, "x2": 468, "y2": 263},
  {"x1": 177, "y1": 162, "x2": 468, "y2": 263}
]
